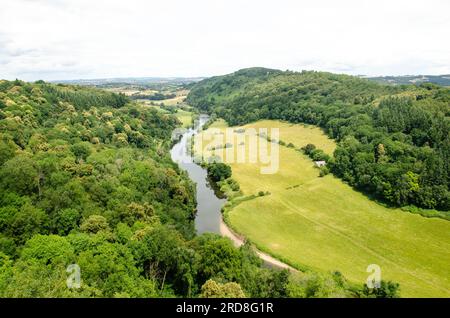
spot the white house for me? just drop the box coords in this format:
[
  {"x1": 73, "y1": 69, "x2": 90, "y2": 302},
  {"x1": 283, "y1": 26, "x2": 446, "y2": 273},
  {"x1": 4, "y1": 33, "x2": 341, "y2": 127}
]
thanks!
[{"x1": 314, "y1": 161, "x2": 326, "y2": 167}]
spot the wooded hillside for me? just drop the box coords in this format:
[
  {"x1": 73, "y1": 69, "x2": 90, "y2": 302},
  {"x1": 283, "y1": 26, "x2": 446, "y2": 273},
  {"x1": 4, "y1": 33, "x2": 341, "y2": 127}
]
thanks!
[{"x1": 187, "y1": 68, "x2": 450, "y2": 212}]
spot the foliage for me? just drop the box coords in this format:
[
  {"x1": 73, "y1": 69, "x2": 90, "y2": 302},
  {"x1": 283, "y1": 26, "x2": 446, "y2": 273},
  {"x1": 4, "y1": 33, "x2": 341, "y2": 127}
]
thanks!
[
  {"x1": 301, "y1": 144, "x2": 331, "y2": 162},
  {"x1": 287, "y1": 271, "x2": 352, "y2": 298},
  {"x1": 207, "y1": 162, "x2": 232, "y2": 182},
  {"x1": 200, "y1": 279, "x2": 246, "y2": 298},
  {"x1": 80, "y1": 215, "x2": 110, "y2": 234},
  {"x1": 0, "y1": 80, "x2": 196, "y2": 297},
  {"x1": 361, "y1": 280, "x2": 400, "y2": 298},
  {"x1": 188, "y1": 68, "x2": 450, "y2": 212},
  {"x1": 319, "y1": 166, "x2": 330, "y2": 177},
  {"x1": 131, "y1": 92, "x2": 176, "y2": 101},
  {"x1": 0, "y1": 80, "x2": 393, "y2": 298}
]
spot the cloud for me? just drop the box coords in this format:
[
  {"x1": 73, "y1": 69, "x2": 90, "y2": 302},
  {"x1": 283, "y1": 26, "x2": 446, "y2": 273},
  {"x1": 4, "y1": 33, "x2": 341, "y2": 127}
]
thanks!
[{"x1": 0, "y1": 0, "x2": 449, "y2": 80}]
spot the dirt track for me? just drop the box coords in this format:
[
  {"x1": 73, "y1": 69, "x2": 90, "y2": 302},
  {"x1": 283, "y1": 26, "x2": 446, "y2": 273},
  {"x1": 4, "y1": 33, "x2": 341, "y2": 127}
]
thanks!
[{"x1": 220, "y1": 217, "x2": 298, "y2": 272}]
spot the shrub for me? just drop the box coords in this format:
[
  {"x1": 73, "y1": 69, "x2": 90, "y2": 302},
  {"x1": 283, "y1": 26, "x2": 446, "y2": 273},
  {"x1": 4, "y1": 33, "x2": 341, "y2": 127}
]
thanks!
[
  {"x1": 361, "y1": 280, "x2": 400, "y2": 298},
  {"x1": 301, "y1": 143, "x2": 316, "y2": 155},
  {"x1": 319, "y1": 166, "x2": 330, "y2": 177},
  {"x1": 207, "y1": 163, "x2": 232, "y2": 182}
]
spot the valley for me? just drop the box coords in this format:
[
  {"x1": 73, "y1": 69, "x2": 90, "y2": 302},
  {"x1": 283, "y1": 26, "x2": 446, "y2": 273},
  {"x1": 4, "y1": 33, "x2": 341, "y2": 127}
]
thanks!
[
  {"x1": 1, "y1": 68, "x2": 448, "y2": 299},
  {"x1": 195, "y1": 119, "x2": 450, "y2": 297},
  {"x1": 2, "y1": 0, "x2": 449, "y2": 303}
]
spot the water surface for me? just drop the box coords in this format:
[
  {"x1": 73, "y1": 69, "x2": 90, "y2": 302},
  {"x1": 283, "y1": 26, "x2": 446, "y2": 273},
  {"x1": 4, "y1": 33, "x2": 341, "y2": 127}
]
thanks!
[{"x1": 170, "y1": 114, "x2": 226, "y2": 234}]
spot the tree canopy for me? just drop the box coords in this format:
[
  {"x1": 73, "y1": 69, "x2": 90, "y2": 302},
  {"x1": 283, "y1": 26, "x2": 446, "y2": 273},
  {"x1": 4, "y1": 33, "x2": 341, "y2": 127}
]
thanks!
[
  {"x1": 187, "y1": 68, "x2": 450, "y2": 212},
  {"x1": 0, "y1": 79, "x2": 398, "y2": 298}
]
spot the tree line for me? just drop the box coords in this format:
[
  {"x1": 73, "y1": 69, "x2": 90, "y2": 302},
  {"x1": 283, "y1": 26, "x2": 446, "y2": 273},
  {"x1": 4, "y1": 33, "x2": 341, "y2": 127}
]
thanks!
[
  {"x1": 187, "y1": 68, "x2": 450, "y2": 213},
  {"x1": 0, "y1": 79, "x2": 397, "y2": 297},
  {"x1": 130, "y1": 92, "x2": 176, "y2": 101}
]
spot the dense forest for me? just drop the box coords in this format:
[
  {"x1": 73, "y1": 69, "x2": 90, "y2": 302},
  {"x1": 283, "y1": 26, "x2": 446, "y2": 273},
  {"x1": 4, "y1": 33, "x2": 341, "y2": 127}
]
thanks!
[
  {"x1": 0, "y1": 79, "x2": 391, "y2": 298},
  {"x1": 187, "y1": 68, "x2": 450, "y2": 213}
]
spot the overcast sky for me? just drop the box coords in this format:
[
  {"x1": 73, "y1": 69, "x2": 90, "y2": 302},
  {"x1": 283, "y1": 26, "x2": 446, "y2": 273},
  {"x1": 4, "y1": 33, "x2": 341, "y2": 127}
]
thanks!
[{"x1": 0, "y1": 0, "x2": 449, "y2": 81}]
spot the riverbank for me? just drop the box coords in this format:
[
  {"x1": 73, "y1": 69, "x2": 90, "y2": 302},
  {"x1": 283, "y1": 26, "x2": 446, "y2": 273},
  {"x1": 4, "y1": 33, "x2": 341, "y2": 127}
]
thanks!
[
  {"x1": 195, "y1": 119, "x2": 450, "y2": 297},
  {"x1": 170, "y1": 113, "x2": 297, "y2": 271},
  {"x1": 220, "y1": 216, "x2": 297, "y2": 271}
]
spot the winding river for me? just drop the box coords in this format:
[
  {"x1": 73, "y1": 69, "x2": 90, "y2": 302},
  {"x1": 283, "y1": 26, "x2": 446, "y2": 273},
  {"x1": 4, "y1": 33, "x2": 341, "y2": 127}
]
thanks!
[
  {"x1": 170, "y1": 114, "x2": 296, "y2": 271},
  {"x1": 170, "y1": 114, "x2": 225, "y2": 234}
]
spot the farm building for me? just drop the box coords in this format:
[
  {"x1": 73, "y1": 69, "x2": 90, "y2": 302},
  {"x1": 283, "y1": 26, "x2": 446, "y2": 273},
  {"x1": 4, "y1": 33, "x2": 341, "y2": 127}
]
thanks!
[{"x1": 314, "y1": 161, "x2": 326, "y2": 167}]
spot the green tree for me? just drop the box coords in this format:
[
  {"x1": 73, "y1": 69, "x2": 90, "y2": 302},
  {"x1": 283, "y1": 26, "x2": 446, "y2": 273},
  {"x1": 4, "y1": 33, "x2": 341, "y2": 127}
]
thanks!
[
  {"x1": 52, "y1": 208, "x2": 81, "y2": 235},
  {"x1": 80, "y1": 215, "x2": 110, "y2": 234},
  {"x1": 375, "y1": 143, "x2": 387, "y2": 163},
  {"x1": 200, "y1": 279, "x2": 245, "y2": 298},
  {"x1": 0, "y1": 137, "x2": 16, "y2": 166},
  {"x1": 207, "y1": 163, "x2": 232, "y2": 182},
  {"x1": 301, "y1": 143, "x2": 316, "y2": 155},
  {"x1": 192, "y1": 234, "x2": 243, "y2": 283},
  {"x1": 21, "y1": 235, "x2": 74, "y2": 265},
  {"x1": 362, "y1": 280, "x2": 400, "y2": 298},
  {"x1": 0, "y1": 155, "x2": 39, "y2": 195},
  {"x1": 0, "y1": 259, "x2": 91, "y2": 298},
  {"x1": 70, "y1": 142, "x2": 92, "y2": 161}
]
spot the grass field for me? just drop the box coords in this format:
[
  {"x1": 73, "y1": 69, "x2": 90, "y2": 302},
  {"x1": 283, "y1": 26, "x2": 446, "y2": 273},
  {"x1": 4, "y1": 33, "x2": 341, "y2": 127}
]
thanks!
[
  {"x1": 153, "y1": 95, "x2": 186, "y2": 106},
  {"x1": 207, "y1": 118, "x2": 228, "y2": 129},
  {"x1": 174, "y1": 109, "x2": 193, "y2": 128},
  {"x1": 196, "y1": 120, "x2": 450, "y2": 297}
]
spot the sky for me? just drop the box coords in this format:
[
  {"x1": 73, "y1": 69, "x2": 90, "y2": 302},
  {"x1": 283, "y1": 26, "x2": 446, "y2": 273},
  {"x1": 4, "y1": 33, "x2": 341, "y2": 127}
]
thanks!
[{"x1": 0, "y1": 0, "x2": 449, "y2": 81}]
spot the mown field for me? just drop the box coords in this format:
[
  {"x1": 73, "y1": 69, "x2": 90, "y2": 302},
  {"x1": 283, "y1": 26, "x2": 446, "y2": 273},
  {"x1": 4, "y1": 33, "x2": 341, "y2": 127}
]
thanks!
[
  {"x1": 174, "y1": 108, "x2": 193, "y2": 128},
  {"x1": 195, "y1": 120, "x2": 450, "y2": 297}
]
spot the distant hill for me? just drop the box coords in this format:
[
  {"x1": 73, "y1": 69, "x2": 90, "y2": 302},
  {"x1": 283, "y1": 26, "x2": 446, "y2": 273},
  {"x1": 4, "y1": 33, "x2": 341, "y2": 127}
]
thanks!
[
  {"x1": 365, "y1": 74, "x2": 450, "y2": 86},
  {"x1": 52, "y1": 76, "x2": 205, "y2": 87},
  {"x1": 187, "y1": 67, "x2": 450, "y2": 212}
]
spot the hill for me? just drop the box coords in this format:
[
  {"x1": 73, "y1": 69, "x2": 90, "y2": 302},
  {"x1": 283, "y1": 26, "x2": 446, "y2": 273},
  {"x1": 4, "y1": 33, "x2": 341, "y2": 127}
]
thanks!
[
  {"x1": 196, "y1": 120, "x2": 450, "y2": 297},
  {"x1": 187, "y1": 68, "x2": 450, "y2": 213},
  {"x1": 0, "y1": 79, "x2": 370, "y2": 298},
  {"x1": 366, "y1": 74, "x2": 450, "y2": 86}
]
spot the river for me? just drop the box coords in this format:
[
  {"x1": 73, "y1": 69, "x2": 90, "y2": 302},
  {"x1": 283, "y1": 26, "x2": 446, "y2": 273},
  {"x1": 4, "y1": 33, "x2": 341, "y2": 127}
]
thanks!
[
  {"x1": 170, "y1": 114, "x2": 226, "y2": 234},
  {"x1": 170, "y1": 114, "x2": 296, "y2": 271}
]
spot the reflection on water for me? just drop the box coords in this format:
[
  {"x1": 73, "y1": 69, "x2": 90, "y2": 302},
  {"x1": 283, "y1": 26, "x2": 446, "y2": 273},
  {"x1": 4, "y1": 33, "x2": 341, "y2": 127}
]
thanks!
[{"x1": 170, "y1": 114, "x2": 226, "y2": 234}]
